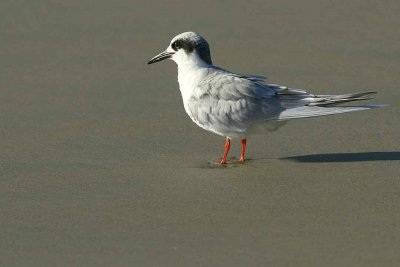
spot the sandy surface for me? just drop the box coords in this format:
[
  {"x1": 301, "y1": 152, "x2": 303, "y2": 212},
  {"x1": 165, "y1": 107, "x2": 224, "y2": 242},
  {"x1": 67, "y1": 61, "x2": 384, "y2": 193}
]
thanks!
[{"x1": 1, "y1": 0, "x2": 399, "y2": 266}]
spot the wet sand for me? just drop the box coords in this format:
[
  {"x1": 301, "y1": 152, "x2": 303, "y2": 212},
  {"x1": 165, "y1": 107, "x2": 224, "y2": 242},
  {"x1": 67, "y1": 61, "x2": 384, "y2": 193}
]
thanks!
[{"x1": 1, "y1": 1, "x2": 399, "y2": 266}]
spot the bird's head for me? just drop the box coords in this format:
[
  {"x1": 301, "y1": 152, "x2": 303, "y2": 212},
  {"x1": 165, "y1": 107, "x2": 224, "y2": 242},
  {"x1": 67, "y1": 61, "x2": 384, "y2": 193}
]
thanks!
[{"x1": 147, "y1": 32, "x2": 212, "y2": 66}]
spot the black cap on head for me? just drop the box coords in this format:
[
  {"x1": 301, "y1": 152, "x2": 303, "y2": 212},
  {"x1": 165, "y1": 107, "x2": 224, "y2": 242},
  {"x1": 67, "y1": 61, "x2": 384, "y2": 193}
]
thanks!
[{"x1": 170, "y1": 32, "x2": 212, "y2": 64}]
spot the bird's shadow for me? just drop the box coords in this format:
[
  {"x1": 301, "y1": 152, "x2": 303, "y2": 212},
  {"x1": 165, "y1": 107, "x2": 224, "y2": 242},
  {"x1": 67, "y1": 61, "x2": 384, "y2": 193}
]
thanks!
[
  {"x1": 281, "y1": 151, "x2": 400, "y2": 163},
  {"x1": 193, "y1": 152, "x2": 400, "y2": 169}
]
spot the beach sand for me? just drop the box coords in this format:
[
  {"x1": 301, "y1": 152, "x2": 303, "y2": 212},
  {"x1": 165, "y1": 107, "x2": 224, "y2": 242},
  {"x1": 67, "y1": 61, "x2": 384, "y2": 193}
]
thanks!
[{"x1": 1, "y1": 0, "x2": 399, "y2": 266}]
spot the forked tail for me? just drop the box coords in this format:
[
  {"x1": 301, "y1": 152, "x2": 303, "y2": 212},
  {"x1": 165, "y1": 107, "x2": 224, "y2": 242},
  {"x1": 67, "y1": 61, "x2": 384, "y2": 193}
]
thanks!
[{"x1": 275, "y1": 91, "x2": 386, "y2": 120}]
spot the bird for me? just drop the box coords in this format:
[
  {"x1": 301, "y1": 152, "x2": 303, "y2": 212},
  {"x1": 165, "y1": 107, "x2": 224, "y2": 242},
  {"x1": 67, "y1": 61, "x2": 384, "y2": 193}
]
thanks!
[{"x1": 147, "y1": 32, "x2": 383, "y2": 164}]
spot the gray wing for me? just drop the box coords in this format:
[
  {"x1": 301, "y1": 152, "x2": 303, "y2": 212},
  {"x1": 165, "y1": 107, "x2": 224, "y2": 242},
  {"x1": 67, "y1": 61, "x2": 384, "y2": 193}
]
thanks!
[
  {"x1": 187, "y1": 67, "x2": 380, "y2": 135},
  {"x1": 187, "y1": 68, "x2": 284, "y2": 134}
]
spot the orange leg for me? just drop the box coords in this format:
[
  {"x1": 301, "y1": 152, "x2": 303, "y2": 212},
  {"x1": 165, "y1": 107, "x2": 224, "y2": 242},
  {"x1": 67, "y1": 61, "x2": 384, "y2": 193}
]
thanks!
[
  {"x1": 219, "y1": 138, "x2": 231, "y2": 164},
  {"x1": 238, "y1": 139, "x2": 247, "y2": 163}
]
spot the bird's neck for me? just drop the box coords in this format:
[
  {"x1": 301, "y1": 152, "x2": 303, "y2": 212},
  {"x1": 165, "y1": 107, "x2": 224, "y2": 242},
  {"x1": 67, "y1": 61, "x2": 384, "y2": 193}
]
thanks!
[{"x1": 177, "y1": 57, "x2": 210, "y2": 103}]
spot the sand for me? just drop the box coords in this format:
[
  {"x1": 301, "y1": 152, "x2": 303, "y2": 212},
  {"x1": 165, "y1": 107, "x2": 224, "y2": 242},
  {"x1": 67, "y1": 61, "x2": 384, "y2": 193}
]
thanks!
[{"x1": 1, "y1": 0, "x2": 399, "y2": 266}]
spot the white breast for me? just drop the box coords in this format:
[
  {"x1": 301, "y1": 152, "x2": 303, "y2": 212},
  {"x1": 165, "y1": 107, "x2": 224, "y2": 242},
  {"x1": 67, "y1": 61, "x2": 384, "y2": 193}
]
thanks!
[{"x1": 177, "y1": 61, "x2": 209, "y2": 112}]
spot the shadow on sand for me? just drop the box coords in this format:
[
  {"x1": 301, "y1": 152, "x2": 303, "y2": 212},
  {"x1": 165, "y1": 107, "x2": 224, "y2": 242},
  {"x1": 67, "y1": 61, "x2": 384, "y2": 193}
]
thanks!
[{"x1": 282, "y1": 151, "x2": 400, "y2": 163}]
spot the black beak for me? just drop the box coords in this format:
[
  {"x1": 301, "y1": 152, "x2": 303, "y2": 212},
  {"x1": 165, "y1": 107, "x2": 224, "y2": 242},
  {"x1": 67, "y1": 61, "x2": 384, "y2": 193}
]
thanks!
[{"x1": 147, "y1": 51, "x2": 174, "y2": 64}]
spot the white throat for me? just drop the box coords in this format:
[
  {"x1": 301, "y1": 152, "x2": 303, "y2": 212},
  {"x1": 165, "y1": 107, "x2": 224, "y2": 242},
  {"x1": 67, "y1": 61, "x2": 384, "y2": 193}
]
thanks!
[{"x1": 174, "y1": 52, "x2": 210, "y2": 103}]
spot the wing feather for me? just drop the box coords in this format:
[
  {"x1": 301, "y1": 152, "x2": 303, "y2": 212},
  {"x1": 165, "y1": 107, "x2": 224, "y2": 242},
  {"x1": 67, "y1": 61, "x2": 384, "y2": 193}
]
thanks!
[
  {"x1": 187, "y1": 68, "x2": 283, "y2": 135},
  {"x1": 186, "y1": 67, "x2": 381, "y2": 136}
]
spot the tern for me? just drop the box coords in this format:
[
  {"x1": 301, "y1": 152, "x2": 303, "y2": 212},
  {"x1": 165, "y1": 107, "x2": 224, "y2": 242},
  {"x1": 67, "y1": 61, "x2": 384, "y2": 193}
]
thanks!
[{"x1": 148, "y1": 32, "x2": 383, "y2": 164}]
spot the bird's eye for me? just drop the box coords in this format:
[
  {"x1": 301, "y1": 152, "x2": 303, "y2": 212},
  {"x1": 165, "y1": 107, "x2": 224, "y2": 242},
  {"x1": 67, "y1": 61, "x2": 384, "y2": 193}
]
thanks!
[{"x1": 171, "y1": 41, "x2": 181, "y2": 51}]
